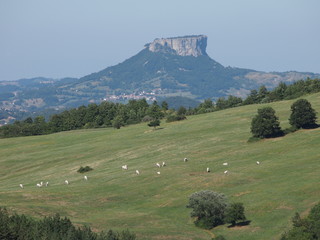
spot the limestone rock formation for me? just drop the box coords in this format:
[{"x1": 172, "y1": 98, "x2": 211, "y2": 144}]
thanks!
[{"x1": 146, "y1": 35, "x2": 207, "y2": 57}]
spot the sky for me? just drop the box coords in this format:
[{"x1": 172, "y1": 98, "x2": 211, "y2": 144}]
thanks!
[{"x1": 0, "y1": 0, "x2": 319, "y2": 81}]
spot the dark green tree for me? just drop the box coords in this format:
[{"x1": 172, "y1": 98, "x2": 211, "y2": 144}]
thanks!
[
  {"x1": 224, "y1": 202, "x2": 246, "y2": 226},
  {"x1": 177, "y1": 106, "x2": 187, "y2": 116},
  {"x1": 147, "y1": 101, "x2": 164, "y2": 120},
  {"x1": 112, "y1": 116, "x2": 124, "y2": 129},
  {"x1": 281, "y1": 202, "x2": 320, "y2": 240},
  {"x1": 161, "y1": 101, "x2": 169, "y2": 111},
  {"x1": 148, "y1": 119, "x2": 160, "y2": 130},
  {"x1": 289, "y1": 99, "x2": 317, "y2": 129},
  {"x1": 251, "y1": 107, "x2": 283, "y2": 138},
  {"x1": 187, "y1": 190, "x2": 228, "y2": 229}
]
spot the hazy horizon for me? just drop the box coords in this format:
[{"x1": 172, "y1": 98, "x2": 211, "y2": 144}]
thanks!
[{"x1": 1, "y1": 0, "x2": 319, "y2": 81}]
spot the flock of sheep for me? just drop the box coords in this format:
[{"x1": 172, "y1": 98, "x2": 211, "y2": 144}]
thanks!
[
  {"x1": 120, "y1": 158, "x2": 260, "y2": 177},
  {"x1": 18, "y1": 158, "x2": 260, "y2": 189},
  {"x1": 18, "y1": 175, "x2": 88, "y2": 189}
]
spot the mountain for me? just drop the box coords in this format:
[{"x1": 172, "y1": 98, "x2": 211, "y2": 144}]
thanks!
[{"x1": 0, "y1": 35, "x2": 319, "y2": 123}]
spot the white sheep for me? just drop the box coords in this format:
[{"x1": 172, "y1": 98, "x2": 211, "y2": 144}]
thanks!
[
  {"x1": 19, "y1": 184, "x2": 24, "y2": 189},
  {"x1": 206, "y1": 167, "x2": 210, "y2": 173},
  {"x1": 135, "y1": 170, "x2": 140, "y2": 175},
  {"x1": 223, "y1": 162, "x2": 228, "y2": 166},
  {"x1": 256, "y1": 161, "x2": 260, "y2": 165},
  {"x1": 65, "y1": 180, "x2": 69, "y2": 185},
  {"x1": 84, "y1": 175, "x2": 88, "y2": 180},
  {"x1": 122, "y1": 165, "x2": 128, "y2": 170},
  {"x1": 45, "y1": 181, "x2": 49, "y2": 187},
  {"x1": 36, "y1": 183, "x2": 42, "y2": 187},
  {"x1": 162, "y1": 161, "x2": 166, "y2": 167},
  {"x1": 224, "y1": 170, "x2": 228, "y2": 174},
  {"x1": 157, "y1": 171, "x2": 161, "y2": 175},
  {"x1": 183, "y1": 158, "x2": 188, "y2": 162},
  {"x1": 156, "y1": 163, "x2": 161, "y2": 168}
]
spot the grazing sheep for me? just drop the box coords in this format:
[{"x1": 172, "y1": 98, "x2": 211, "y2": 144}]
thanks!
[
  {"x1": 206, "y1": 167, "x2": 210, "y2": 173},
  {"x1": 122, "y1": 165, "x2": 128, "y2": 170},
  {"x1": 135, "y1": 170, "x2": 140, "y2": 175},
  {"x1": 84, "y1": 175, "x2": 88, "y2": 181},
  {"x1": 183, "y1": 158, "x2": 188, "y2": 162},
  {"x1": 162, "y1": 161, "x2": 166, "y2": 167},
  {"x1": 19, "y1": 184, "x2": 24, "y2": 189},
  {"x1": 36, "y1": 183, "x2": 42, "y2": 187},
  {"x1": 223, "y1": 162, "x2": 228, "y2": 166},
  {"x1": 224, "y1": 170, "x2": 228, "y2": 174},
  {"x1": 157, "y1": 171, "x2": 161, "y2": 175},
  {"x1": 256, "y1": 161, "x2": 260, "y2": 165},
  {"x1": 156, "y1": 163, "x2": 161, "y2": 168},
  {"x1": 45, "y1": 181, "x2": 49, "y2": 187},
  {"x1": 65, "y1": 180, "x2": 69, "y2": 185}
]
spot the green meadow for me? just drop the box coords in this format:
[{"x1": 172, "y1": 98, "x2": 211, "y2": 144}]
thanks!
[{"x1": 1, "y1": 93, "x2": 320, "y2": 240}]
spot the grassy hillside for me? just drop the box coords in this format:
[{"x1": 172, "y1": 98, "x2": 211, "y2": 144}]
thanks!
[{"x1": 1, "y1": 93, "x2": 320, "y2": 240}]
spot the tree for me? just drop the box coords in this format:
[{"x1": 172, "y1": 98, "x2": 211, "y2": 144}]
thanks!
[
  {"x1": 177, "y1": 106, "x2": 187, "y2": 116},
  {"x1": 289, "y1": 99, "x2": 317, "y2": 129},
  {"x1": 251, "y1": 107, "x2": 283, "y2": 138},
  {"x1": 147, "y1": 101, "x2": 164, "y2": 120},
  {"x1": 112, "y1": 116, "x2": 124, "y2": 129},
  {"x1": 148, "y1": 119, "x2": 160, "y2": 130},
  {"x1": 161, "y1": 101, "x2": 168, "y2": 111},
  {"x1": 225, "y1": 202, "x2": 246, "y2": 226},
  {"x1": 187, "y1": 190, "x2": 228, "y2": 229}
]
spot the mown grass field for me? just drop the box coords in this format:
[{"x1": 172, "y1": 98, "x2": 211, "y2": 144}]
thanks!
[{"x1": 1, "y1": 93, "x2": 320, "y2": 240}]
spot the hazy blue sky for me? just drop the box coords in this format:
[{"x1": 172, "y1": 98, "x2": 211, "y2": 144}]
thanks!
[{"x1": 1, "y1": 0, "x2": 319, "y2": 81}]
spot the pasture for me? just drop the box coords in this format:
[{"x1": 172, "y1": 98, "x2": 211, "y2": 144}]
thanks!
[{"x1": 1, "y1": 93, "x2": 320, "y2": 239}]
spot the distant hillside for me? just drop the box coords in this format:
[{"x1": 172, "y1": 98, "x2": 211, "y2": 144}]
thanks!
[{"x1": 1, "y1": 35, "x2": 319, "y2": 123}]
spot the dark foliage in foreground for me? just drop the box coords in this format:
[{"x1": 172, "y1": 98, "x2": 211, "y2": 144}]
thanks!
[
  {"x1": 281, "y1": 202, "x2": 320, "y2": 240},
  {"x1": 0, "y1": 208, "x2": 136, "y2": 240}
]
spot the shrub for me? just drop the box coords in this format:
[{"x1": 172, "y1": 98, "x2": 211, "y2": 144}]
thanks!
[
  {"x1": 166, "y1": 114, "x2": 186, "y2": 123},
  {"x1": 77, "y1": 166, "x2": 93, "y2": 173}
]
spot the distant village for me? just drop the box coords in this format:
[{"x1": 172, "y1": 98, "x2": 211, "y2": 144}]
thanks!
[{"x1": 103, "y1": 88, "x2": 164, "y2": 102}]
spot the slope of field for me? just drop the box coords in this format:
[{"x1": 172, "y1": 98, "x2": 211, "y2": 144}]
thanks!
[{"x1": 1, "y1": 93, "x2": 320, "y2": 240}]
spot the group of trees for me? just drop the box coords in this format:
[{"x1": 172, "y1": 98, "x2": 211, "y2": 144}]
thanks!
[
  {"x1": 187, "y1": 190, "x2": 246, "y2": 229},
  {"x1": 0, "y1": 208, "x2": 136, "y2": 240},
  {"x1": 0, "y1": 99, "x2": 169, "y2": 138},
  {"x1": 251, "y1": 99, "x2": 318, "y2": 139},
  {"x1": 281, "y1": 202, "x2": 320, "y2": 240},
  {"x1": 188, "y1": 78, "x2": 320, "y2": 114}
]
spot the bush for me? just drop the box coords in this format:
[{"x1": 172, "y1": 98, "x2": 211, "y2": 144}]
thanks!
[
  {"x1": 166, "y1": 114, "x2": 187, "y2": 123},
  {"x1": 77, "y1": 166, "x2": 93, "y2": 173}
]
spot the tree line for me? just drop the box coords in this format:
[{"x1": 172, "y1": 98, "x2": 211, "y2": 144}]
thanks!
[
  {"x1": 0, "y1": 208, "x2": 136, "y2": 240},
  {"x1": 1, "y1": 78, "x2": 320, "y2": 138}
]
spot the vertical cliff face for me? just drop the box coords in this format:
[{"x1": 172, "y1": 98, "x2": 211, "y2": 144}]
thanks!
[{"x1": 146, "y1": 35, "x2": 207, "y2": 57}]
